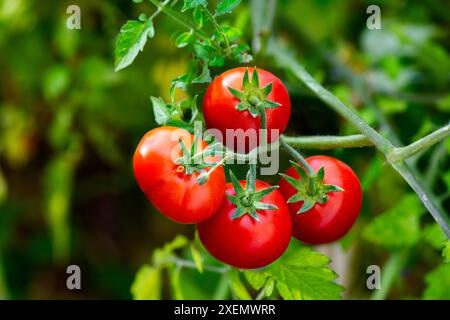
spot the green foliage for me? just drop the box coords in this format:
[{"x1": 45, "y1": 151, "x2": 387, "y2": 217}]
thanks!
[
  {"x1": 216, "y1": 0, "x2": 242, "y2": 16},
  {"x1": 363, "y1": 195, "x2": 424, "y2": 250},
  {"x1": 423, "y1": 263, "x2": 450, "y2": 300},
  {"x1": 131, "y1": 235, "x2": 189, "y2": 299},
  {"x1": 245, "y1": 247, "x2": 344, "y2": 300},
  {"x1": 131, "y1": 266, "x2": 162, "y2": 300},
  {"x1": 443, "y1": 241, "x2": 450, "y2": 263},
  {"x1": 114, "y1": 18, "x2": 155, "y2": 71},
  {"x1": 422, "y1": 223, "x2": 447, "y2": 250}
]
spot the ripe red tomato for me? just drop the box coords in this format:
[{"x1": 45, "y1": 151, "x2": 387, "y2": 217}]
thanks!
[
  {"x1": 279, "y1": 155, "x2": 362, "y2": 244},
  {"x1": 203, "y1": 67, "x2": 291, "y2": 152},
  {"x1": 133, "y1": 126, "x2": 226, "y2": 224},
  {"x1": 198, "y1": 180, "x2": 292, "y2": 269}
]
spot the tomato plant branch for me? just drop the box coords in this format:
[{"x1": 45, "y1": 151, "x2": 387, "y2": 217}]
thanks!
[
  {"x1": 203, "y1": 7, "x2": 232, "y2": 55},
  {"x1": 268, "y1": 42, "x2": 450, "y2": 238},
  {"x1": 388, "y1": 123, "x2": 450, "y2": 163},
  {"x1": 282, "y1": 134, "x2": 373, "y2": 149}
]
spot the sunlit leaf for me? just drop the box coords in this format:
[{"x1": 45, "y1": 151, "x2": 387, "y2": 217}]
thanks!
[{"x1": 114, "y1": 18, "x2": 154, "y2": 71}]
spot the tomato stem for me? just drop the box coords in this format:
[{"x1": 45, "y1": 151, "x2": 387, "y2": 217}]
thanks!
[{"x1": 280, "y1": 136, "x2": 316, "y2": 177}]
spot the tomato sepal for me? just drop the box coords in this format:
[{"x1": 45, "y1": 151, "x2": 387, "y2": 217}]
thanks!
[
  {"x1": 280, "y1": 161, "x2": 344, "y2": 214},
  {"x1": 227, "y1": 68, "x2": 281, "y2": 118},
  {"x1": 227, "y1": 169, "x2": 279, "y2": 222}
]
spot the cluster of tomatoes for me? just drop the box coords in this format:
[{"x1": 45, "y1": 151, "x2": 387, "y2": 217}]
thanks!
[{"x1": 133, "y1": 67, "x2": 362, "y2": 269}]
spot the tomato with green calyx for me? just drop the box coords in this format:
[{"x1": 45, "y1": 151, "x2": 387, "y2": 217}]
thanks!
[
  {"x1": 198, "y1": 169, "x2": 292, "y2": 269},
  {"x1": 279, "y1": 155, "x2": 362, "y2": 245},
  {"x1": 203, "y1": 67, "x2": 291, "y2": 153},
  {"x1": 133, "y1": 126, "x2": 226, "y2": 224}
]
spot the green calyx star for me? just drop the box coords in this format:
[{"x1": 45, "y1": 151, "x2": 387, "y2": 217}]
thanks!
[
  {"x1": 279, "y1": 161, "x2": 344, "y2": 214},
  {"x1": 227, "y1": 167, "x2": 279, "y2": 221},
  {"x1": 174, "y1": 132, "x2": 216, "y2": 175},
  {"x1": 227, "y1": 68, "x2": 281, "y2": 118}
]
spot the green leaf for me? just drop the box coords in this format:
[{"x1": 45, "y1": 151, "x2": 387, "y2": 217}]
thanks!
[
  {"x1": 228, "y1": 270, "x2": 252, "y2": 300},
  {"x1": 245, "y1": 247, "x2": 344, "y2": 300},
  {"x1": 150, "y1": 96, "x2": 170, "y2": 125},
  {"x1": 42, "y1": 65, "x2": 70, "y2": 100},
  {"x1": 190, "y1": 243, "x2": 204, "y2": 273},
  {"x1": 169, "y1": 266, "x2": 184, "y2": 299},
  {"x1": 215, "y1": 0, "x2": 241, "y2": 16},
  {"x1": 175, "y1": 30, "x2": 194, "y2": 48},
  {"x1": 215, "y1": 25, "x2": 241, "y2": 41},
  {"x1": 182, "y1": 0, "x2": 207, "y2": 12},
  {"x1": 130, "y1": 265, "x2": 162, "y2": 300},
  {"x1": 231, "y1": 43, "x2": 252, "y2": 63},
  {"x1": 115, "y1": 18, "x2": 154, "y2": 71},
  {"x1": 192, "y1": 64, "x2": 211, "y2": 83},
  {"x1": 422, "y1": 223, "x2": 447, "y2": 250},
  {"x1": 193, "y1": 6, "x2": 203, "y2": 28},
  {"x1": 363, "y1": 194, "x2": 424, "y2": 250},
  {"x1": 423, "y1": 263, "x2": 450, "y2": 299},
  {"x1": 244, "y1": 271, "x2": 267, "y2": 290},
  {"x1": 153, "y1": 235, "x2": 189, "y2": 265}
]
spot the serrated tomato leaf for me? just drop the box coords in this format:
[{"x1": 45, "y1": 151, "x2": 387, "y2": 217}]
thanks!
[
  {"x1": 245, "y1": 247, "x2": 344, "y2": 300},
  {"x1": 115, "y1": 19, "x2": 154, "y2": 72}
]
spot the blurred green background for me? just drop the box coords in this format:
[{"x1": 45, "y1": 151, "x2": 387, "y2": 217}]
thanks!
[{"x1": 0, "y1": 0, "x2": 449, "y2": 299}]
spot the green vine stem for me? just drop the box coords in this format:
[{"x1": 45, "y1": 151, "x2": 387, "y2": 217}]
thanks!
[
  {"x1": 389, "y1": 123, "x2": 450, "y2": 162},
  {"x1": 282, "y1": 134, "x2": 372, "y2": 149},
  {"x1": 203, "y1": 7, "x2": 232, "y2": 55},
  {"x1": 280, "y1": 136, "x2": 316, "y2": 176},
  {"x1": 267, "y1": 41, "x2": 450, "y2": 238}
]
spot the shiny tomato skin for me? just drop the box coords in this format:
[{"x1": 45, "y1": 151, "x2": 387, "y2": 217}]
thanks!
[
  {"x1": 203, "y1": 67, "x2": 291, "y2": 152},
  {"x1": 279, "y1": 155, "x2": 362, "y2": 245},
  {"x1": 198, "y1": 180, "x2": 292, "y2": 269},
  {"x1": 133, "y1": 126, "x2": 226, "y2": 224}
]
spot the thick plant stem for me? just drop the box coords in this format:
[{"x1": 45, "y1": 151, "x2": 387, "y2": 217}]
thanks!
[
  {"x1": 282, "y1": 134, "x2": 372, "y2": 149},
  {"x1": 389, "y1": 123, "x2": 450, "y2": 162}
]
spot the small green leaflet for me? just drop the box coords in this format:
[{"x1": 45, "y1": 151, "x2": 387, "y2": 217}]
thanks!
[
  {"x1": 150, "y1": 96, "x2": 170, "y2": 125},
  {"x1": 423, "y1": 263, "x2": 450, "y2": 299},
  {"x1": 182, "y1": 0, "x2": 207, "y2": 12},
  {"x1": 363, "y1": 194, "x2": 424, "y2": 250},
  {"x1": 245, "y1": 247, "x2": 344, "y2": 300},
  {"x1": 216, "y1": 0, "x2": 242, "y2": 16},
  {"x1": 190, "y1": 243, "x2": 204, "y2": 273},
  {"x1": 131, "y1": 265, "x2": 162, "y2": 300},
  {"x1": 131, "y1": 235, "x2": 188, "y2": 300},
  {"x1": 175, "y1": 30, "x2": 195, "y2": 48},
  {"x1": 114, "y1": 18, "x2": 154, "y2": 72}
]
